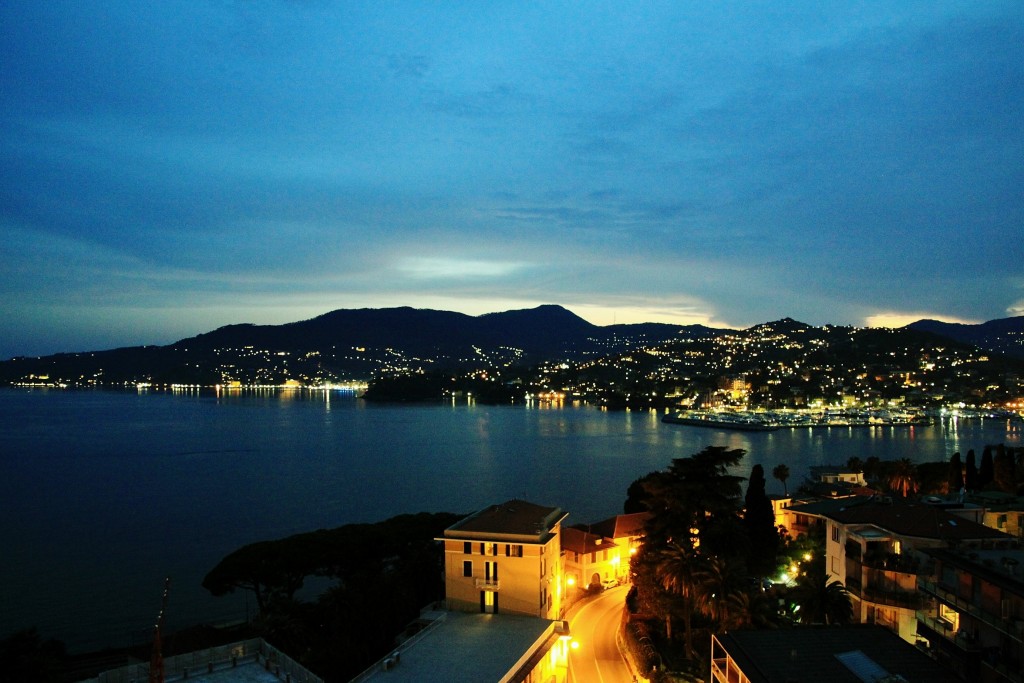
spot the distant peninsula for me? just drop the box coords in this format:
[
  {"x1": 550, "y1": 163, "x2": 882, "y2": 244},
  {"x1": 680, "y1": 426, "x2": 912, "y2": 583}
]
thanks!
[{"x1": 1, "y1": 306, "x2": 1022, "y2": 413}]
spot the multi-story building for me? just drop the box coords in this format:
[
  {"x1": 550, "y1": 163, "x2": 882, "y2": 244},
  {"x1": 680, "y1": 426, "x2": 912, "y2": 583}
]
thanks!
[
  {"x1": 917, "y1": 546, "x2": 1024, "y2": 683},
  {"x1": 589, "y1": 511, "x2": 649, "y2": 577},
  {"x1": 779, "y1": 495, "x2": 871, "y2": 540},
  {"x1": 820, "y1": 497, "x2": 1010, "y2": 643},
  {"x1": 969, "y1": 491, "x2": 1024, "y2": 539},
  {"x1": 710, "y1": 624, "x2": 961, "y2": 683},
  {"x1": 351, "y1": 609, "x2": 571, "y2": 683},
  {"x1": 561, "y1": 526, "x2": 619, "y2": 593},
  {"x1": 437, "y1": 499, "x2": 567, "y2": 620}
]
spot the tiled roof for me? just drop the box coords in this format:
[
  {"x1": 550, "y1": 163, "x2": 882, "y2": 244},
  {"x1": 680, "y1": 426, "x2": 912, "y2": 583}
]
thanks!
[
  {"x1": 444, "y1": 499, "x2": 566, "y2": 541},
  {"x1": 588, "y1": 511, "x2": 650, "y2": 539},
  {"x1": 561, "y1": 526, "x2": 612, "y2": 554},
  {"x1": 820, "y1": 498, "x2": 1010, "y2": 541}
]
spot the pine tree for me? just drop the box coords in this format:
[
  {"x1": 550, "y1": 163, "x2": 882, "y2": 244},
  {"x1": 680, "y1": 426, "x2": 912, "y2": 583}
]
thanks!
[
  {"x1": 979, "y1": 446, "x2": 994, "y2": 489},
  {"x1": 965, "y1": 450, "x2": 979, "y2": 491},
  {"x1": 744, "y1": 464, "x2": 779, "y2": 577},
  {"x1": 948, "y1": 451, "x2": 964, "y2": 493}
]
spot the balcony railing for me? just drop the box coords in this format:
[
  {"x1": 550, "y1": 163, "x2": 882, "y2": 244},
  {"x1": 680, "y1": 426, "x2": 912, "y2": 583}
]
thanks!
[
  {"x1": 861, "y1": 552, "x2": 920, "y2": 574},
  {"x1": 475, "y1": 578, "x2": 500, "y2": 590},
  {"x1": 916, "y1": 612, "x2": 980, "y2": 653},
  {"x1": 919, "y1": 578, "x2": 1024, "y2": 643},
  {"x1": 859, "y1": 583, "x2": 925, "y2": 610}
]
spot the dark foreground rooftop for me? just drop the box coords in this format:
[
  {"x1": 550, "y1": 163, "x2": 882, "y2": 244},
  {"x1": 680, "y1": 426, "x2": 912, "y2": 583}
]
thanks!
[{"x1": 714, "y1": 624, "x2": 961, "y2": 683}]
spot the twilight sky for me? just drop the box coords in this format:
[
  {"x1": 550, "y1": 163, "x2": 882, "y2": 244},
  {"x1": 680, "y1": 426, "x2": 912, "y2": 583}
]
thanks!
[{"x1": 2, "y1": 2, "x2": 1022, "y2": 359}]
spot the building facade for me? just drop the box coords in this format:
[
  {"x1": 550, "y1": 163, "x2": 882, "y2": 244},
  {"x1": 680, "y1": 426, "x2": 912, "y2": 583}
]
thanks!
[
  {"x1": 711, "y1": 625, "x2": 961, "y2": 683},
  {"x1": 916, "y1": 547, "x2": 1024, "y2": 683},
  {"x1": 820, "y1": 498, "x2": 1011, "y2": 643},
  {"x1": 437, "y1": 500, "x2": 568, "y2": 620}
]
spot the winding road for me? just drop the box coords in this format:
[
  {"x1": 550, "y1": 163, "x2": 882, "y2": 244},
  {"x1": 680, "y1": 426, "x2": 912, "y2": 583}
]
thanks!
[{"x1": 567, "y1": 585, "x2": 637, "y2": 683}]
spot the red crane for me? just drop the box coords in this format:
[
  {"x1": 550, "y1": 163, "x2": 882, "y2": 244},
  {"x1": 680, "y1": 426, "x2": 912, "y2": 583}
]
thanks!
[{"x1": 149, "y1": 578, "x2": 171, "y2": 683}]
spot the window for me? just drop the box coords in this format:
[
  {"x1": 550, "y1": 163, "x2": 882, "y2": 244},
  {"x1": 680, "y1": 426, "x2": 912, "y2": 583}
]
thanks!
[
  {"x1": 464, "y1": 542, "x2": 472, "y2": 554},
  {"x1": 491, "y1": 543, "x2": 498, "y2": 556},
  {"x1": 463, "y1": 561, "x2": 473, "y2": 577},
  {"x1": 831, "y1": 525, "x2": 840, "y2": 543},
  {"x1": 506, "y1": 544, "x2": 523, "y2": 557}
]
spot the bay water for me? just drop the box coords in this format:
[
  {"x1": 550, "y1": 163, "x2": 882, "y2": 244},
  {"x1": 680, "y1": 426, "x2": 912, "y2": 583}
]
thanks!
[{"x1": 1, "y1": 388, "x2": 1020, "y2": 652}]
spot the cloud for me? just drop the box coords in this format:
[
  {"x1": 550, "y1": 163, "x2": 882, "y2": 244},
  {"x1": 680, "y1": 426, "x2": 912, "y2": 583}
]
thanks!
[{"x1": 397, "y1": 257, "x2": 531, "y2": 281}]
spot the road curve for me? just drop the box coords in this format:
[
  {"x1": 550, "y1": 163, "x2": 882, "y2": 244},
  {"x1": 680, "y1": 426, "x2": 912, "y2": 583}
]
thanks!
[{"x1": 567, "y1": 585, "x2": 637, "y2": 683}]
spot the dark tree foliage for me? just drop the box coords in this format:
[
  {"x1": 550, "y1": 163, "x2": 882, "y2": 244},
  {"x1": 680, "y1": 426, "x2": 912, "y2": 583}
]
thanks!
[
  {"x1": 965, "y1": 450, "x2": 979, "y2": 491},
  {"x1": 629, "y1": 447, "x2": 751, "y2": 662},
  {"x1": 790, "y1": 555, "x2": 853, "y2": 625},
  {"x1": 862, "y1": 456, "x2": 883, "y2": 484},
  {"x1": 993, "y1": 444, "x2": 1016, "y2": 493},
  {"x1": 771, "y1": 463, "x2": 790, "y2": 495},
  {"x1": 979, "y1": 446, "x2": 994, "y2": 489},
  {"x1": 203, "y1": 512, "x2": 462, "y2": 681},
  {"x1": 744, "y1": 464, "x2": 779, "y2": 577},
  {"x1": 202, "y1": 540, "x2": 308, "y2": 615},
  {"x1": 361, "y1": 374, "x2": 451, "y2": 402},
  {"x1": 916, "y1": 461, "x2": 951, "y2": 495},
  {"x1": 0, "y1": 629, "x2": 67, "y2": 683},
  {"x1": 640, "y1": 446, "x2": 746, "y2": 556},
  {"x1": 948, "y1": 452, "x2": 964, "y2": 493},
  {"x1": 624, "y1": 471, "x2": 660, "y2": 513}
]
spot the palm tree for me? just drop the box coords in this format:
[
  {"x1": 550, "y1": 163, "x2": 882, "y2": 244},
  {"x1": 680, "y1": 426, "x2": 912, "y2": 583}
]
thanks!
[
  {"x1": 886, "y1": 458, "x2": 918, "y2": 498},
  {"x1": 655, "y1": 541, "x2": 704, "y2": 658},
  {"x1": 694, "y1": 555, "x2": 748, "y2": 632},
  {"x1": 790, "y1": 560, "x2": 853, "y2": 625},
  {"x1": 772, "y1": 463, "x2": 790, "y2": 495}
]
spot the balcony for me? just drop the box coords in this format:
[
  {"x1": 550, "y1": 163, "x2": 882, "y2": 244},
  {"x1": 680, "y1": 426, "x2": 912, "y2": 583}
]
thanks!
[
  {"x1": 861, "y1": 551, "x2": 920, "y2": 574},
  {"x1": 917, "y1": 612, "x2": 981, "y2": 653},
  {"x1": 845, "y1": 558, "x2": 922, "y2": 610},
  {"x1": 919, "y1": 579, "x2": 1024, "y2": 644},
  {"x1": 859, "y1": 583, "x2": 925, "y2": 610},
  {"x1": 475, "y1": 578, "x2": 500, "y2": 590}
]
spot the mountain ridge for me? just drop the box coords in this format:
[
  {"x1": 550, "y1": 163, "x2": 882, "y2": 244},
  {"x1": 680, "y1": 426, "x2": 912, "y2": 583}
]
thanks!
[{"x1": 2, "y1": 305, "x2": 1021, "y2": 387}]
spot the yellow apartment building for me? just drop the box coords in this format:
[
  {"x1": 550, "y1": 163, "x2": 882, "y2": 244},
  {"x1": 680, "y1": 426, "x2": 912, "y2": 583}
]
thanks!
[{"x1": 437, "y1": 499, "x2": 568, "y2": 620}]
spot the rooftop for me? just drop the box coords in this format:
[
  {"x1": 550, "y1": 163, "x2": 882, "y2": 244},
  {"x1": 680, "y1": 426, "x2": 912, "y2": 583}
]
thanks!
[
  {"x1": 817, "y1": 498, "x2": 1011, "y2": 542},
  {"x1": 80, "y1": 639, "x2": 321, "y2": 683},
  {"x1": 350, "y1": 612, "x2": 563, "y2": 683},
  {"x1": 588, "y1": 511, "x2": 650, "y2": 539},
  {"x1": 443, "y1": 499, "x2": 567, "y2": 543},
  {"x1": 561, "y1": 526, "x2": 612, "y2": 554},
  {"x1": 715, "y1": 624, "x2": 961, "y2": 683}
]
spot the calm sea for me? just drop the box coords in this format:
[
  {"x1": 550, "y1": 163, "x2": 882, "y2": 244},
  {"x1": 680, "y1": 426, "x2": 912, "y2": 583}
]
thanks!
[{"x1": 1, "y1": 387, "x2": 1020, "y2": 651}]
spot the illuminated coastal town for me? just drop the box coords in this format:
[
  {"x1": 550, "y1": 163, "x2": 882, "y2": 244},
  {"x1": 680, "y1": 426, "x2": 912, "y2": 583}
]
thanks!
[
  {"x1": 4, "y1": 2, "x2": 1024, "y2": 682},
  {"x1": 78, "y1": 451, "x2": 1024, "y2": 683}
]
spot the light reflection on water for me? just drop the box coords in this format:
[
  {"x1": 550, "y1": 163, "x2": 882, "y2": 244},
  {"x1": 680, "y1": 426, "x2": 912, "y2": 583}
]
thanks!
[{"x1": 0, "y1": 388, "x2": 1019, "y2": 652}]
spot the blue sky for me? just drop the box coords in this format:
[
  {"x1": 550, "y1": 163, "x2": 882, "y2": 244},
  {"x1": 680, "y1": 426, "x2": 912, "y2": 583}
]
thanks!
[{"x1": 2, "y1": 2, "x2": 1022, "y2": 358}]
